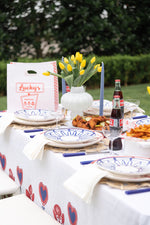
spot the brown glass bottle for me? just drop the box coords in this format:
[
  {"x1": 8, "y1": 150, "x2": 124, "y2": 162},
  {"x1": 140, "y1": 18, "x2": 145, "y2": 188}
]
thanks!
[
  {"x1": 113, "y1": 79, "x2": 124, "y2": 118},
  {"x1": 109, "y1": 95, "x2": 123, "y2": 150}
]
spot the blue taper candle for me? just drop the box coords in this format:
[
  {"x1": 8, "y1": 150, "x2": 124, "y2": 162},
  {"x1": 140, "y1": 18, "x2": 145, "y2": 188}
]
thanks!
[
  {"x1": 99, "y1": 62, "x2": 104, "y2": 116},
  {"x1": 62, "y1": 79, "x2": 66, "y2": 95}
]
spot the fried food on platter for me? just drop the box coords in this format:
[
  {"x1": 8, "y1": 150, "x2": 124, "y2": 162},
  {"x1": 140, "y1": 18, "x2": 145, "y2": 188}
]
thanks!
[
  {"x1": 126, "y1": 124, "x2": 150, "y2": 140},
  {"x1": 72, "y1": 115, "x2": 110, "y2": 130}
]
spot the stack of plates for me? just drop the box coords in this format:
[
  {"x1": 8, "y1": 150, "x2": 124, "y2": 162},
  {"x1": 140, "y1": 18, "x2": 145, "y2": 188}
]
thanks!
[
  {"x1": 94, "y1": 156, "x2": 150, "y2": 182},
  {"x1": 44, "y1": 128, "x2": 103, "y2": 148},
  {"x1": 84, "y1": 100, "x2": 143, "y2": 117},
  {"x1": 14, "y1": 109, "x2": 65, "y2": 126}
]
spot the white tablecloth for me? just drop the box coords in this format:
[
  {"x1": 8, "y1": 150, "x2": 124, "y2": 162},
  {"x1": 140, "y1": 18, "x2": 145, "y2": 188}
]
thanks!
[{"x1": 0, "y1": 126, "x2": 150, "y2": 225}]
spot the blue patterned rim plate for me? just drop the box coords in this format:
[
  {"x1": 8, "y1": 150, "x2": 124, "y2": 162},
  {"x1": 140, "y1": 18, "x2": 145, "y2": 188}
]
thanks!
[
  {"x1": 135, "y1": 118, "x2": 150, "y2": 126},
  {"x1": 14, "y1": 109, "x2": 55, "y2": 122},
  {"x1": 92, "y1": 100, "x2": 112, "y2": 109},
  {"x1": 44, "y1": 128, "x2": 98, "y2": 144},
  {"x1": 96, "y1": 156, "x2": 150, "y2": 176},
  {"x1": 47, "y1": 132, "x2": 103, "y2": 148}
]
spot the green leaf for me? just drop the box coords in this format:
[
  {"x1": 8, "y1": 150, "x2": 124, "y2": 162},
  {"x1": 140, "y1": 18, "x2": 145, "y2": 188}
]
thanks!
[
  {"x1": 64, "y1": 74, "x2": 74, "y2": 88},
  {"x1": 72, "y1": 67, "x2": 79, "y2": 80}
]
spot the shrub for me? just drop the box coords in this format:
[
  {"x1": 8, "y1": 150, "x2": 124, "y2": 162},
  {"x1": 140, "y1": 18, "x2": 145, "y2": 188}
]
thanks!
[{"x1": 0, "y1": 54, "x2": 150, "y2": 95}]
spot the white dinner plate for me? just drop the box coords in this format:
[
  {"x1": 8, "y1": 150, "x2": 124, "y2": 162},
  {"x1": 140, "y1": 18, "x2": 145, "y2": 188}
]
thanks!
[
  {"x1": 95, "y1": 156, "x2": 150, "y2": 177},
  {"x1": 14, "y1": 109, "x2": 56, "y2": 122},
  {"x1": 44, "y1": 128, "x2": 97, "y2": 144},
  {"x1": 105, "y1": 171, "x2": 150, "y2": 182},
  {"x1": 47, "y1": 132, "x2": 103, "y2": 148},
  {"x1": 135, "y1": 118, "x2": 150, "y2": 126},
  {"x1": 13, "y1": 115, "x2": 65, "y2": 126}
]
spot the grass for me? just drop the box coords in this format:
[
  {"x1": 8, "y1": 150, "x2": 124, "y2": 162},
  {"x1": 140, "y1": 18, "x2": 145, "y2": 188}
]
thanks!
[
  {"x1": 87, "y1": 83, "x2": 150, "y2": 115},
  {"x1": 0, "y1": 83, "x2": 150, "y2": 115},
  {"x1": 0, "y1": 96, "x2": 7, "y2": 111}
]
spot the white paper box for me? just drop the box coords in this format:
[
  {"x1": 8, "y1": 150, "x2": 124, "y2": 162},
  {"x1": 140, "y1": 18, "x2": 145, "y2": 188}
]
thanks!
[
  {"x1": 124, "y1": 138, "x2": 150, "y2": 158},
  {"x1": 7, "y1": 61, "x2": 59, "y2": 112}
]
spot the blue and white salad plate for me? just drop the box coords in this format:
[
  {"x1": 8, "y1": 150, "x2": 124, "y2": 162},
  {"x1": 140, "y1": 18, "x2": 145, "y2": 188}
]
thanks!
[
  {"x1": 44, "y1": 128, "x2": 98, "y2": 144},
  {"x1": 92, "y1": 100, "x2": 112, "y2": 110},
  {"x1": 46, "y1": 132, "x2": 103, "y2": 148},
  {"x1": 135, "y1": 118, "x2": 150, "y2": 126},
  {"x1": 14, "y1": 109, "x2": 55, "y2": 122},
  {"x1": 96, "y1": 156, "x2": 150, "y2": 176}
]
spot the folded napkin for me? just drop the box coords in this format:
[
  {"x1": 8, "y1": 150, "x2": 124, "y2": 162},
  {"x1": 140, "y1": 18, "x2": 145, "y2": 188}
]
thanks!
[
  {"x1": 135, "y1": 106, "x2": 145, "y2": 114},
  {"x1": 64, "y1": 164, "x2": 108, "y2": 204},
  {"x1": 0, "y1": 113, "x2": 15, "y2": 134},
  {"x1": 23, "y1": 133, "x2": 49, "y2": 160}
]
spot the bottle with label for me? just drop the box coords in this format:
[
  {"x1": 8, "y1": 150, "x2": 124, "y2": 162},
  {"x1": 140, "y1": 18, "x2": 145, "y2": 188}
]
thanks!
[
  {"x1": 109, "y1": 95, "x2": 123, "y2": 150},
  {"x1": 113, "y1": 79, "x2": 124, "y2": 118}
]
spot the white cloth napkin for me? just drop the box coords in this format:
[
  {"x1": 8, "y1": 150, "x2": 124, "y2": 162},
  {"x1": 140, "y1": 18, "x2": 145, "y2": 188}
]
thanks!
[
  {"x1": 64, "y1": 164, "x2": 108, "y2": 204},
  {"x1": 23, "y1": 134, "x2": 49, "y2": 160},
  {"x1": 0, "y1": 113, "x2": 15, "y2": 134},
  {"x1": 137, "y1": 107, "x2": 145, "y2": 114}
]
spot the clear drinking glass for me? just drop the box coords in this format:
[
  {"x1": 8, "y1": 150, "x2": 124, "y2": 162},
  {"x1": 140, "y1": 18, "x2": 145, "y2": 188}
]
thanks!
[
  {"x1": 102, "y1": 125, "x2": 123, "y2": 155},
  {"x1": 125, "y1": 98, "x2": 140, "y2": 119}
]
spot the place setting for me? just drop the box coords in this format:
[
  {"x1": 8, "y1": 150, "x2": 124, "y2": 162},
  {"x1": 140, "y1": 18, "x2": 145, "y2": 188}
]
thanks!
[
  {"x1": 0, "y1": 108, "x2": 65, "y2": 134},
  {"x1": 63, "y1": 155, "x2": 150, "y2": 204},
  {"x1": 14, "y1": 109, "x2": 65, "y2": 126},
  {"x1": 84, "y1": 99, "x2": 145, "y2": 118},
  {"x1": 23, "y1": 127, "x2": 104, "y2": 160}
]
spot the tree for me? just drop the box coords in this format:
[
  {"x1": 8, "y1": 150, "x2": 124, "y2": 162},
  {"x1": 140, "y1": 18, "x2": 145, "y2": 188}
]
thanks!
[
  {"x1": 0, "y1": 0, "x2": 55, "y2": 60},
  {"x1": 0, "y1": 0, "x2": 149, "y2": 60},
  {"x1": 50, "y1": 0, "x2": 150, "y2": 56}
]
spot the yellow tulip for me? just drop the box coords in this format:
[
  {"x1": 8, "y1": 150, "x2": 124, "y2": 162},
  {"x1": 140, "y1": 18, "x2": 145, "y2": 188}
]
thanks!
[
  {"x1": 43, "y1": 71, "x2": 50, "y2": 76},
  {"x1": 75, "y1": 52, "x2": 82, "y2": 62},
  {"x1": 75, "y1": 52, "x2": 80, "y2": 61},
  {"x1": 80, "y1": 59, "x2": 86, "y2": 68},
  {"x1": 97, "y1": 66, "x2": 102, "y2": 72},
  {"x1": 75, "y1": 52, "x2": 80, "y2": 58},
  {"x1": 91, "y1": 56, "x2": 96, "y2": 64},
  {"x1": 71, "y1": 55, "x2": 75, "y2": 61},
  {"x1": 78, "y1": 53, "x2": 83, "y2": 63},
  {"x1": 80, "y1": 70, "x2": 85, "y2": 75},
  {"x1": 67, "y1": 64, "x2": 72, "y2": 72},
  {"x1": 73, "y1": 59, "x2": 76, "y2": 64},
  {"x1": 59, "y1": 62, "x2": 65, "y2": 70},
  {"x1": 94, "y1": 64, "x2": 100, "y2": 69},
  {"x1": 147, "y1": 86, "x2": 150, "y2": 95},
  {"x1": 64, "y1": 57, "x2": 69, "y2": 64}
]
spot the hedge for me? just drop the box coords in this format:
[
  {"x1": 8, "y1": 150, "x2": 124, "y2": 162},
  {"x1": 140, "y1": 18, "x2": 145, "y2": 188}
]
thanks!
[{"x1": 0, "y1": 54, "x2": 150, "y2": 96}]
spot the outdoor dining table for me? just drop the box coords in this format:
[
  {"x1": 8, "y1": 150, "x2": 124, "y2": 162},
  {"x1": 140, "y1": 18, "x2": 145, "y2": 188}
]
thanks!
[{"x1": 0, "y1": 119, "x2": 150, "y2": 225}]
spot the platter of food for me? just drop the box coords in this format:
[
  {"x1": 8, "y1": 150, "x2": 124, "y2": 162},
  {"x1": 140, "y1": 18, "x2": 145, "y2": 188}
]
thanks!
[
  {"x1": 126, "y1": 124, "x2": 150, "y2": 140},
  {"x1": 72, "y1": 115, "x2": 110, "y2": 131}
]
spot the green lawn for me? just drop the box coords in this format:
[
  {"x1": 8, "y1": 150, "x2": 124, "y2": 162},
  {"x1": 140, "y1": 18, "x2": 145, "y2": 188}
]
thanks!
[
  {"x1": 87, "y1": 83, "x2": 150, "y2": 115},
  {"x1": 0, "y1": 83, "x2": 150, "y2": 115},
  {"x1": 0, "y1": 96, "x2": 7, "y2": 111}
]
